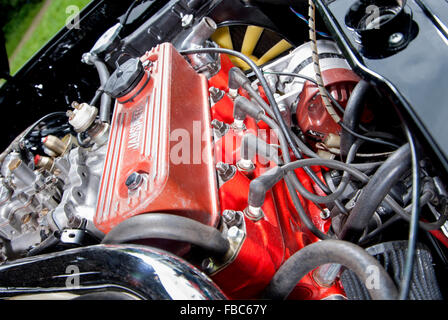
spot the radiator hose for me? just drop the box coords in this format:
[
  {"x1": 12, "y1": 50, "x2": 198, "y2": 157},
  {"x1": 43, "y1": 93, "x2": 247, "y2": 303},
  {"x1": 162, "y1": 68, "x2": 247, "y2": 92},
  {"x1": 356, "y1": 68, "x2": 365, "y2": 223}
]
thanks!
[
  {"x1": 265, "y1": 240, "x2": 398, "y2": 300},
  {"x1": 102, "y1": 213, "x2": 230, "y2": 257}
]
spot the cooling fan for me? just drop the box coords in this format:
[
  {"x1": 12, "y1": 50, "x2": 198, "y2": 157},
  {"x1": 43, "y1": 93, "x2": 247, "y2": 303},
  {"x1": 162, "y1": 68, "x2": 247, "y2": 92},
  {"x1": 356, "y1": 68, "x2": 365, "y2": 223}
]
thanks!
[{"x1": 211, "y1": 25, "x2": 293, "y2": 70}]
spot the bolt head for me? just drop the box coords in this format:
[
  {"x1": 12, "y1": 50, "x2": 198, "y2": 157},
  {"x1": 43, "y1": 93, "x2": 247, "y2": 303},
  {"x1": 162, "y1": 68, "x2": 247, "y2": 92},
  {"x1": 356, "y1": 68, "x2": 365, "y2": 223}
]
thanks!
[
  {"x1": 181, "y1": 14, "x2": 194, "y2": 28},
  {"x1": 377, "y1": 206, "x2": 387, "y2": 215},
  {"x1": 201, "y1": 258, "x2": 214, "y2": 273},
  {"x1": 222, "y1": 210, "x2": 236, "y2": 223},
  {"x1": 330, "y1": 170, "x2": 340, "y2": 179},
  {"x1": 237, "y1": 159, "x2": 255, "y2": 172},
  {"x1": 211, "y1": 119, "x2": 224, "y2": 130},
  {"x1": 125, "y1": 172, "x2": 143, "y2": 190},
  {"x1": 320, "y1": 209, "x2": 331, "y2": 220},
  {"x1": 227, "y1": 226, "x2": 241, "y2": 240},
  {"x1": 245, "y1": 206, "x2": 264, "y2": 221},
  {"x1": 209, "y1": 87, "x2": 224, "y2": 102},
  {"x1": 389, "y1": 32, "x2": 405, "y2": 46}
]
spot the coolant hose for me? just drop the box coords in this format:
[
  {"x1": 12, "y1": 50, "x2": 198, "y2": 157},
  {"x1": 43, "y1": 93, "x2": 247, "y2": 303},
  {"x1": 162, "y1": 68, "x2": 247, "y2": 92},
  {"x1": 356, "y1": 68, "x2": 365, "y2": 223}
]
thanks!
[
  {"x1": 265, "y1": 240, "x2": 398, "y2": 300},
  {"x1": 340, "y1": 80, "x2": 371, "y2": 159},
  {"x1": 90, "y1": 55, "x2": 112, "y2": 123},
  {"x1": 339, "y1": 144, "x2": 411, "y2": 242},
  {"x1": 102, "y1": 213, "x2": 230, "y2": 257}
]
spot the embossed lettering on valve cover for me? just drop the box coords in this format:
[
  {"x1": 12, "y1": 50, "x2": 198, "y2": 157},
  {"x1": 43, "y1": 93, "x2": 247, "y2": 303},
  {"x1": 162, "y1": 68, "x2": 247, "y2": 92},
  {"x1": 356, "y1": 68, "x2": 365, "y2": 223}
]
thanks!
[
  {"x1": 94, "y1": 43, "x2": 219, "y2": 233},
  {"x1": 128, "y1": 105, "x2": 144, "y2": 151}
]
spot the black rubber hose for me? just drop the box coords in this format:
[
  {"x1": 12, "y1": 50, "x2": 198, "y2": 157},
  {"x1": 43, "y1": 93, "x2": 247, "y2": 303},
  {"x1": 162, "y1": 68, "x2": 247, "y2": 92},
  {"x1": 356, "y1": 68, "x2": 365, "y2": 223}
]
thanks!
[
  {"x1": 102, "y1": 214, "x2": 230, "y2": 257},
  {"x1": 90, "y1": 56, "x2": 112, "y2": 123},
  {"x1": 340, "y1": 80, "x2": 370, "y2": 159},
  {"x1": 264, "y1": 240, "x2": 398, "y2": 300},
  {"x1": 263, "y1": 71, "x2": 399, "y2": 149},
  {"x1": 339, "y1": 144, "x2": 411, "y2": 242},
  {"x1": 358, "y1": 190, "x2": 433, "y2": 245},
  {"x1": 281, "y1": 157, "x2": 443, "y2": 232}
]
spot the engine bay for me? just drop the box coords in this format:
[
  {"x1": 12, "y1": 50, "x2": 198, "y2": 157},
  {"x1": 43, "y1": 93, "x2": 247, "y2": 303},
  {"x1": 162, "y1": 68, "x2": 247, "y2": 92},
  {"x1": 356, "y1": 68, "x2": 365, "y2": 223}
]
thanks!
[{"x1": 0, "y1": 0, "x2": 447, "y2": 301}]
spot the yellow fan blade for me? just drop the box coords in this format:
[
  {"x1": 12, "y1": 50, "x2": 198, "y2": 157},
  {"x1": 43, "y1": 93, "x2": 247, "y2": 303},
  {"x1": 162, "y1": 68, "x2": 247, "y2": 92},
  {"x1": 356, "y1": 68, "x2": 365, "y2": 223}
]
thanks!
[
  {"x1": 241, "y1": 26, "x2": 264, "y2": 57},
  {"x1": 211, "y1": 26, "x2": 233, "y2": 50},
  {"x1": 256, "y1": 39, "x2": 293, "y2": 66},
  {"x1": 228, "y1": 56, "x2": 258, "y2": 71}
]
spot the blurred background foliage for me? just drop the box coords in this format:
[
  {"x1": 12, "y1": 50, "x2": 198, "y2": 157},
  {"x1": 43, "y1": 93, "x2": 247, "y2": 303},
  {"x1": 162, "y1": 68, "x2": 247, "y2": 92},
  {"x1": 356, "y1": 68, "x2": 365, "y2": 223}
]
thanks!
[{"x1": 1, "y1": 0, "x2": 91, "y2": 75}]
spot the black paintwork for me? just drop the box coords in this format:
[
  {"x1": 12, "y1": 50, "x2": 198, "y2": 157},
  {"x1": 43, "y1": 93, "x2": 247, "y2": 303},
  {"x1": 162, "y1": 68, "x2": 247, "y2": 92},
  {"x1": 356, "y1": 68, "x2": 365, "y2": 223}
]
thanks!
[
  {"x1": 2, "y1": 0, "x2": 444, "y2": 175},
  {"x1": 0, "y1": 0, "x2": 298, "y2": 151},
  {"x1": 315, "y1": 0, "x2": 448, "y2": 173},
  {"x1": 0, "y1": 0, "x2": 134, "y2": 150}
]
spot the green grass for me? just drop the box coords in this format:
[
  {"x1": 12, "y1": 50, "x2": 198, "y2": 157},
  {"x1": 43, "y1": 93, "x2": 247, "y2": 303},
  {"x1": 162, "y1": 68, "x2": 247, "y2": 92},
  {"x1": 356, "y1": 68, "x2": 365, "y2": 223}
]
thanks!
[
  {"x1": 8, "y1": 0, "x2": 92, "y2": 75},
  {"x1": 3, "y1": 1, "x2": 45, "y2": 57}
]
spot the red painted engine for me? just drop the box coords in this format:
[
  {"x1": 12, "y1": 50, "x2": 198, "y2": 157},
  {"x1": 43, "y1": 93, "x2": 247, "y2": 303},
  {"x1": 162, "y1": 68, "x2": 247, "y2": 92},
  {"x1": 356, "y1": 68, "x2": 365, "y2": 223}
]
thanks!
[
  {"x1": 95, "y1": 43, "x2": 356, "y2": 300},
  {"x1": 207, "y1": 54, "x2": 346, "y2": 299}
]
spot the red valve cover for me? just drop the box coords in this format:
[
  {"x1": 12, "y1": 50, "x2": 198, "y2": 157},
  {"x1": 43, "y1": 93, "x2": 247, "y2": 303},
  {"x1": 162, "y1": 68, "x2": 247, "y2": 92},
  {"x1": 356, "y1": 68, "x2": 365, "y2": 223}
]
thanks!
[{"x1": 94, "y1": 43, "x2": 220, "y2": 233}]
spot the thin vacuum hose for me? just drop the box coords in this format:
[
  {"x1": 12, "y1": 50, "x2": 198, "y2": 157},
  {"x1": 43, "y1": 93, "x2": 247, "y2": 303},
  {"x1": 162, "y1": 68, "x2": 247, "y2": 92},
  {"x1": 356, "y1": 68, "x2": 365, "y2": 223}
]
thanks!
[{"x1": 90, "y1": 56, "x2": 112, "y2": 123}]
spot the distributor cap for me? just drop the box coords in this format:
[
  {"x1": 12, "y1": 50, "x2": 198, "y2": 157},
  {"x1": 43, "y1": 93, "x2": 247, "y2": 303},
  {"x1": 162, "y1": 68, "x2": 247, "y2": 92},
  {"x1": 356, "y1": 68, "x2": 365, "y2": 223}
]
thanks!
[{"x1": 104, "y1": 58, "x2": 146, "y2": 99}]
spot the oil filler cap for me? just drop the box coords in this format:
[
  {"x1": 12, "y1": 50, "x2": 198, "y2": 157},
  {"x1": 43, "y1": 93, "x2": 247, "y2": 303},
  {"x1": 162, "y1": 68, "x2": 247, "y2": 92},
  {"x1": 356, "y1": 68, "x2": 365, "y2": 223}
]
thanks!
[{"x1": 104, "y1": 58, "x2": 146, "y2": 99}]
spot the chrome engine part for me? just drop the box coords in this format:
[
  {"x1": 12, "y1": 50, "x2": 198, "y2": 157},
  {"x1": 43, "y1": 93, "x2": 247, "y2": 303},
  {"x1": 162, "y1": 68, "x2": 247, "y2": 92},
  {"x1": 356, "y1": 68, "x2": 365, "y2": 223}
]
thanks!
[
  {"x1": 51, "y1": 144, "x2": 107, "y2": 239},
  {"x1": 0, "y1": 137, "x2": 106, "y2": 258},
  {"x1": 261, "y1": 40, "x2": 353, "y2": 110}
]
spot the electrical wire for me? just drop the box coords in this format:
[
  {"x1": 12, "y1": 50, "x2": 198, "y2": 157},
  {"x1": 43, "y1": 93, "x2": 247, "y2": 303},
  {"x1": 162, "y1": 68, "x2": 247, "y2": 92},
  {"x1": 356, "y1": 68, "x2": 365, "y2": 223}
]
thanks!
[
  {"x1": 19, "y1": 112, "x2": 68, "y2": 147},
  {"x1": 399, "y1": 126, "x2": 420, "y2": 300},
  {"x1": 339, "y1": 121, "x2": 400, "y2": 149},
  {"x1": 288, "y1": 140, "x2": 362, "y2": 204},
  {"x1": 179, "y1": 47, "x2": 337, "y2": 199},
  {"x1": 260, "y1": 114, "x2": 331, "y2": 240},
  {"x1": 263, "y1": 71, "x2": 400, "y2": 149},
  {"x1": 358, "y1": 190, "x2": 434, "y2": 246},
  {"x1": 290, "y1": 6, "x2": 331, "y2": 38}
]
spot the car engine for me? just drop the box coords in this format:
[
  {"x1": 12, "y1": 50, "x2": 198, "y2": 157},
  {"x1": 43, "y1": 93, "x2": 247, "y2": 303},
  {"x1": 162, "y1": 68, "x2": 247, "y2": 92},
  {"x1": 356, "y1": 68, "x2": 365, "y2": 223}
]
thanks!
[{"x1": 0, "y1": 0, "x2": 447, "y2": 301}]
